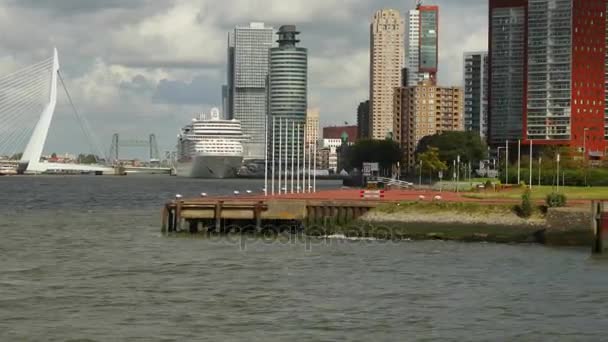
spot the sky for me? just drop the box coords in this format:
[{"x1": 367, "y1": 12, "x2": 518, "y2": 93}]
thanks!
[{"x1": 0, "y1": 0, "x2": 488, "y2": 157}]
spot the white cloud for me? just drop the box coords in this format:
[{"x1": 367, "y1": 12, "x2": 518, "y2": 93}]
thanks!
[{"x1": 0, "y1": 0, "x2": 489, "y2": 155}]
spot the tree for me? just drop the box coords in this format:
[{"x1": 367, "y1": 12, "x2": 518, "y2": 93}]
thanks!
[
  {"x1": 418, "y1": 147, "x2": 448, "y2": 183},
  {"x1": 77, "y1": 154, "x2": 98, "y2": 164},
  {"x1": 51, "y1": 153, "x2": 57, "y2": 159},
  {"x1": 416, "y1": 131, "x2": 488, "y2": 164},
  {"x1": 347, "y1": 139, "x2": 402, "y2": 176}
]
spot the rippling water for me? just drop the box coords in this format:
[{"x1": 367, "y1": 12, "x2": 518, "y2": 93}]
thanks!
[{"x1": 1, "y1": 176, "x2": 608, "y2": 341}]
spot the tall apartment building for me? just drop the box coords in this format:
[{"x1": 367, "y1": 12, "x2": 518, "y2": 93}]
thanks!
[
  {"x1": 369, "y1": 9, "x2": 405, "y2": 140},
  {"x1": 463, "y1": 51, "x2": 489, "y2": 138},
  {"x1": 227, "y1": 22, "x2": 274, "y2": 160},
  {"x1": 268, "y1": 25, "x2": 308, "y2": 164},
  {"x1": 488, "y1": 1, "x2": 526, "y2": 146},
  {"x1": 406, "y1": 2, "x2": 439, "y2": 86},
  {"x1": 357, "y1": 100, "x2": 370, "y2": 140},
  {"x1": 393, "y1": 80, "x2": 464, "y2": 169},
  {"x1": 306, "y1": 108, "x2": 320, "y2": 148},
  {"x1": 605, "y1": 0, "x2": 608, "y2": 141},
  {"x1": 488, "y1": 0, "x2": 607, "y2": 157}
]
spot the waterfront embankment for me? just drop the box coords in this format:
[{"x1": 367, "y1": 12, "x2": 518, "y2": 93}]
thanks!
[
  {"x1": 163, "y1": 187, "x2": 599, "y2": 246},
  {"x1": 304, "y1": 201, "x2": 594, "y2": 246}
]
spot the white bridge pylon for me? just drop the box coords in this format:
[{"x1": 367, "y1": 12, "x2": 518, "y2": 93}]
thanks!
[
  {"x1": 0, "y1": 48, "x2": 111, "y2": 174},
  {"x1": 19, "y1": 49, "x2": 60, "y2": 172}
]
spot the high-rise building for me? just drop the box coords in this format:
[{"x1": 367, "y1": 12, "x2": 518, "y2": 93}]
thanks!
[
  {"x1": 225, "y1": 33, "x2": 235, "y2": 119},
  {"x1": 488, "y1": 0, "x2": 526, "y2": 146},
  {"x1": 488, "y1": 0, "x2": 607, "y2": 157},
  {"x1": 357, "y1": 100, "x2": 370, "y2": 140},
  {"x1": 306, "y1": 108, "x2": 320, "y2": 148},
  {"x1": 464, "y1": 51, "x2": 489, "y2": 138},
  {"x1": 369, "y1": 9, "x2": 405, "y2": 140},
  {"x1": 393, "y1": 80, "x2": 464, "y2": 169},
  {"x1": 268, "y1": 25, "x2": 308, "y2": 163},
  {"x1": 228, "y1": 22, "x2": 274, "y2": 160},
  {"x1": 605, "y1": 0, "x2": 608, "y2": 141},
  {"x1": 406, "y1": 2, "x2": 439, "y2": 86}
]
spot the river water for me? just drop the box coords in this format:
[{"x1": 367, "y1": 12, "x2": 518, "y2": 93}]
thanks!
[{"x1": 1, "y1": 176, "x2": 608, "y2": 341}]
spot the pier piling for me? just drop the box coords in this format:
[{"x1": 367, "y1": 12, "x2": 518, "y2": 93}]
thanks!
[{"x1": 593, "y1": 201, "x2": 608, "y2": 254}]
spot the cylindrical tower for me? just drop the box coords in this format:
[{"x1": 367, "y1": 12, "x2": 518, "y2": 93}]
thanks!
[{"x1": 269, "y1": 25, "x2": 308, "y2": 167}]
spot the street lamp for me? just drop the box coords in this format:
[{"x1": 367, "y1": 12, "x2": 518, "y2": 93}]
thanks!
[
  {"x1": 456, "y1": 155, "x2": 461, "y2": 193},
  {"x1": 419, "y1": 159, "x2": 422, "y2": 188},
  {"x1": 497, "y1": 147, "x2": 506, "y2": 183}
]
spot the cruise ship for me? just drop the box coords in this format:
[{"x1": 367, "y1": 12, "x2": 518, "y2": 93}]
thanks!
[{"x1": 176, "y1": 108, "x2": 247, "y2": 179}]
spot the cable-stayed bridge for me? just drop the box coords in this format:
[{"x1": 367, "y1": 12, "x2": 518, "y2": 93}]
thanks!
[{"x1": 0, "y1": 49, "x2": 113, "y2": 174}]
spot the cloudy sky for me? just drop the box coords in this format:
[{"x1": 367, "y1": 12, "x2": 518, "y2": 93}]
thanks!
[{"x1": 0, "y1": 0, "x2": 488, "y2": 157}]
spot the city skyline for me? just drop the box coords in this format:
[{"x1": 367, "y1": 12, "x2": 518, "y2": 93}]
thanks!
[{"x1": 0, "y1": 0, "x2": 489, "y2": 156}]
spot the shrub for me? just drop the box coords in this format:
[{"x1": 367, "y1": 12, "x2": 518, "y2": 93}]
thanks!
[
  {"x1": 519, "y1": 189, "x2": 533, "y2": 218},
  {"x1": 484, "y1": 180, "x2": 493, "y2": 189},
  {"x1": 546, "y1": 192, "x2": 567, "y2": 208}
]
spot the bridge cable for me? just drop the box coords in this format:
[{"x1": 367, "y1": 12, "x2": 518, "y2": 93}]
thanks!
[{"x1": 57, "y1": 70, "x2": 108, "y2": 162}]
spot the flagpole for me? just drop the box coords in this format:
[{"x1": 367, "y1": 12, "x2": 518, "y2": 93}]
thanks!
[
  {"x1": 271, "y1": 117, "x2": 275, "y2": 196},
  {"x1": 529, "y1": 140, "x2": 533, "y2": 190},
  {"x1": 505, "y1": 140, "x2": 509, "y2": 184},
  {"x1": 313, "y1": 136, "x2": 317, "y2": 193},
  {"x1": 284, "y1": 119, "x2": 288, "y2": 194},
  {"x1": 297, "y1": 124, "x2": 301, "y2": 193},
  {"x1": 517, "y1": 139, "x2": 521, "y2": 185},
  {"x1": 291, "y1": 120, "x2": 295, "y2": 194},
  {"x1": 302, "y1": 126, "x2": 306, "y2": 193},
  {"x1": 307, "y1": 143, "x2": 311, "y2": 193},
  {"x1": 264, "y1": 113, "x2": 268, "y2": 197},
  {"x1": 278, "y1": 118, "x2": 282, "y2": 195}
]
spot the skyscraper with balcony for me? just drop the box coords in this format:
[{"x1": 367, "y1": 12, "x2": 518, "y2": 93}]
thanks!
[
  {"x1": 369, "y1": 9, "x2": 405, "y2": 140},
  {"x1": 488, "y1": 0, "x2": 607, "y2": 157},
  {"x1": 406, "y1": 2, "x2": 439, "y2": 86},
  {"x1": 463, "y1": 51, "x2": 489, "y2": 138},
  {"x1": 268, "y1": 25, "x2": 308, "y2": 164},
  {"x1": 227, "y1": 22, "x2": 274, "y2": 160}
]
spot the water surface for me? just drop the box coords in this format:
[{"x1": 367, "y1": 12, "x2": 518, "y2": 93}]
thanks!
[{"x1": 1, "y1": 176, "x2": 607, "y2": 341}]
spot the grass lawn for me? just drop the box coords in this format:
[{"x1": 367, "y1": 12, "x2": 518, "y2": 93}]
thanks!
[
  {"x1": 375, "y1": 201, "x2": 515, "y2": 214},
  {"x1": 462, "y1": 185, "x2": 608, "y2": 201}
]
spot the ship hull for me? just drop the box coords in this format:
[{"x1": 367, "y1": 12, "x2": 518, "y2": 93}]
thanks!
[{"x1": 176, "y1": 155, "x2": 243, "y2": 179}]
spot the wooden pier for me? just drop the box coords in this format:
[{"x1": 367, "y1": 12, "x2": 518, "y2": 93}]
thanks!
[{"x1": 161, "y1": 198, "x2": 379, "y2": 234}]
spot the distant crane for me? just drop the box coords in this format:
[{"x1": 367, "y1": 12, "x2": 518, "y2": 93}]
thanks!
[{"x1": 109, "y1": 133, "x2": 160, "y2": 165}]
